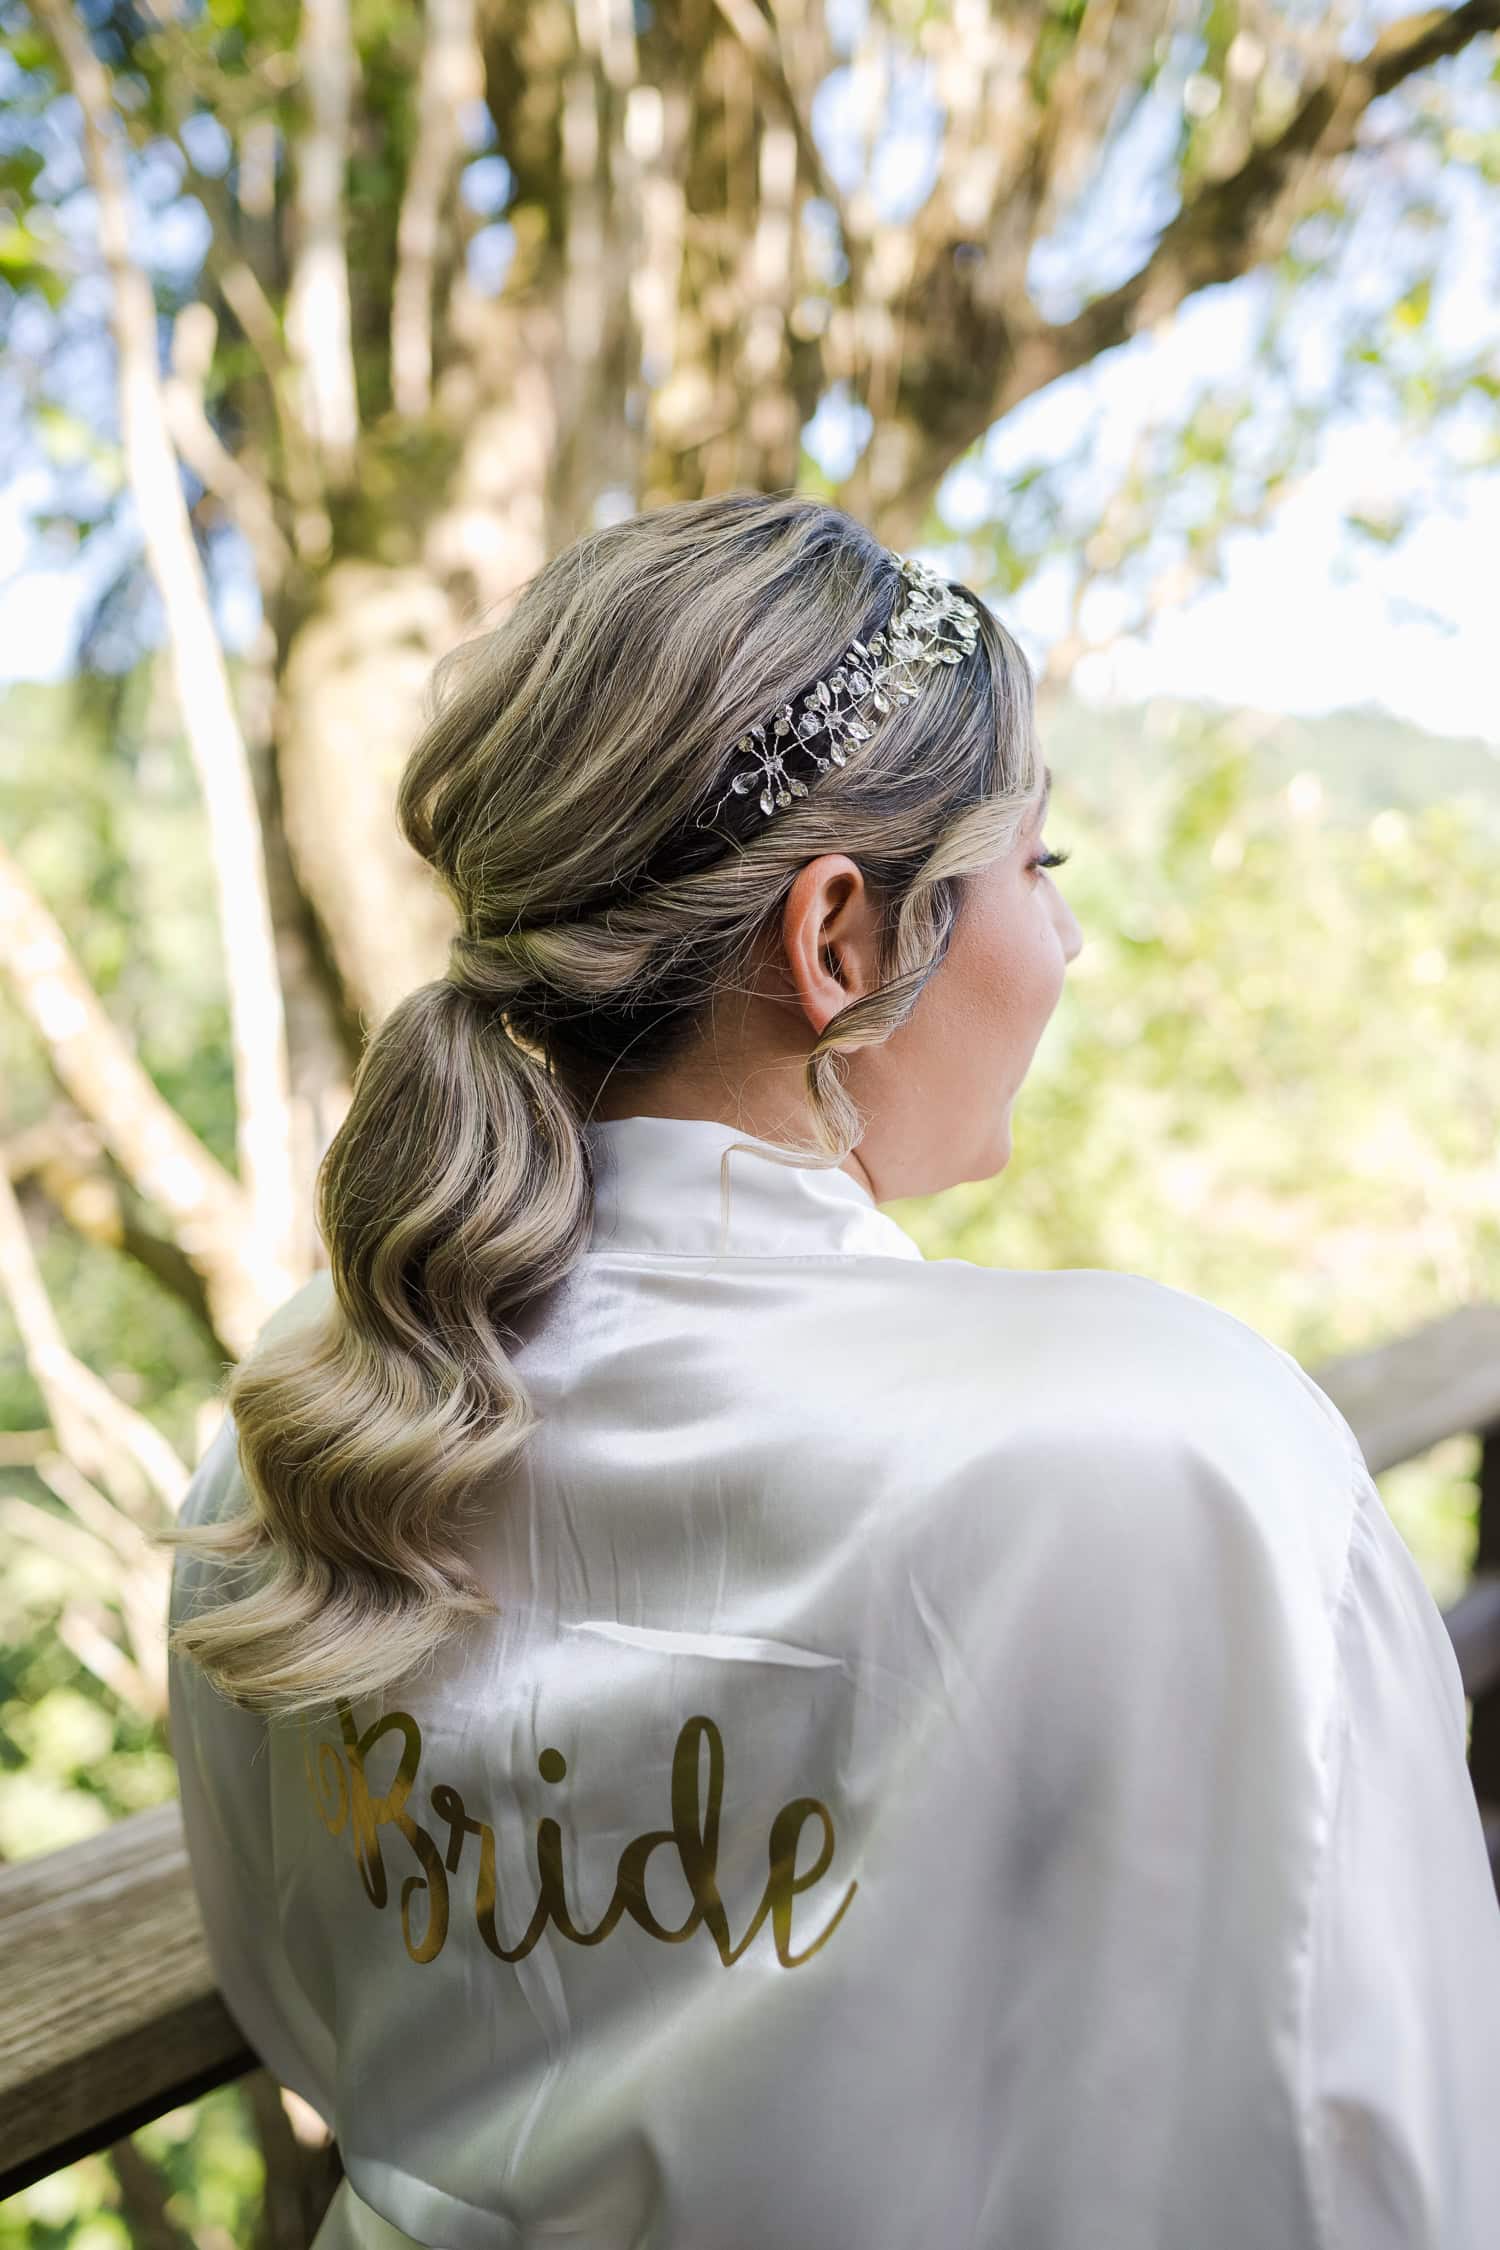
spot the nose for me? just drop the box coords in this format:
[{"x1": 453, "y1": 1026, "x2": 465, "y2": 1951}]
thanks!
[{"x1": 1059, "y1": 896, "x2": 1084, "y2": 964}]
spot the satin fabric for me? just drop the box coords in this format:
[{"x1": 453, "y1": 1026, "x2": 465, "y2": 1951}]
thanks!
[{"x1": 166, "y1": 1113, "x2": 1500, "y2": 2249}]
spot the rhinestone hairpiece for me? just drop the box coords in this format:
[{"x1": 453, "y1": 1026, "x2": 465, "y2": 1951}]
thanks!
[{"x1": 694, "y1": 550, "x2": 981, "y2": 832}]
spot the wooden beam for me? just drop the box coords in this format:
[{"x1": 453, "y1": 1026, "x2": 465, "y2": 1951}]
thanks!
[
  {"x1": 0, "y1": 1801, "x2": 254, "y2": 2197},
  {"x1": 1308, "y1": 1302, "x2": 1500, "y2": 1477}
]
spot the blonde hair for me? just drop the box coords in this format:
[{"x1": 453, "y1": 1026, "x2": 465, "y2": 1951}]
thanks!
[{"x1": 161, "y1": 493, "x2": 1041, "y2": 1717}]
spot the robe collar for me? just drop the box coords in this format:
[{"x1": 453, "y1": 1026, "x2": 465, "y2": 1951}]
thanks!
[{"x1": 582, "y1": 1114, "x2": 925, "y2": 1262}]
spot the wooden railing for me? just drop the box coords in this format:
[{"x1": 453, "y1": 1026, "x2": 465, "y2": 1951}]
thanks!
[
  {"x1": 3, "y1": 1299, "x2": 1500, "y2": 2214},
  {"x1": 1306, "y1": 1301, "x2": 1500, "y2": 1876}
]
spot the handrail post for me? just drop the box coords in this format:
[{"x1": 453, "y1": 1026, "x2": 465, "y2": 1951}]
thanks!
[{"x1": 1466, "y1": 1421, "x2": 1500, "y2": 1897}]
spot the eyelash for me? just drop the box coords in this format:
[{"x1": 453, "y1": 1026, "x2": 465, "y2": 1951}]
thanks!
[{"x1": 1030, "y1": 845, "x2": 1071, "y2": 873}]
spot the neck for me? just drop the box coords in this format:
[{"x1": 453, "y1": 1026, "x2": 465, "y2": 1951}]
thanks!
[{"x1": 579, "y1": 1081, "x2": 876, "y2": 1199}]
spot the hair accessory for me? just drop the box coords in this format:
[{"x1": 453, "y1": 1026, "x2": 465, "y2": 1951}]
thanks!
[{"x1": 695, "y1": 551, "x2": 981, "y2": 831}]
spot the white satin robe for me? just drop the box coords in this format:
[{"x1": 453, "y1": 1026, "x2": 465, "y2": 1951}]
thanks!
[{"x1": 167, "y1": 1113, "x2": 1500, "y2": 2250}]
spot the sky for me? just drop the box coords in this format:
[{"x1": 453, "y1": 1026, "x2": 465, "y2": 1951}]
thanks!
[{"x1": 2, "y1": 7, "x2": 1497, "y2": 753}]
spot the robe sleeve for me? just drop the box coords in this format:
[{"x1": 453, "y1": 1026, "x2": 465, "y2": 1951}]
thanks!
[
  {"x1": 166, "y1": 1410, "x2": 339, "y2": 2130},
  {"x1": 1301, "y1": 1442, "x2": 1500, "y2": 2245}
]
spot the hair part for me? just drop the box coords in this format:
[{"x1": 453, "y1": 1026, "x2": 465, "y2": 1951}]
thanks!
[{"x1": 161, "y1": 492, "x2": 1041, "y2": 1717}]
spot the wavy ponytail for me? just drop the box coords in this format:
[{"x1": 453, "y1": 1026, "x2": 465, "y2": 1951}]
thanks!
[
  {"x1": 163, "y1": 491, "x2": 1041, "y2": 1716},
  {"x1": 162, "y1": 975, "x2": 592, "y2": 1715}
]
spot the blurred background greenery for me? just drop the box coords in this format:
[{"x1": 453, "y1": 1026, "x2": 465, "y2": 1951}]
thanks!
[{"x1": 3, "y1": 0, "x2": 1500, "y2": 2240}]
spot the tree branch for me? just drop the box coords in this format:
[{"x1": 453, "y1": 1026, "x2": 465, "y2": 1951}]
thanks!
[
  {"x1": 165, "y1": 302, "x2": 295, "y2": 593},
  {"x1": 0, "y1": 1158, "x2": 188, "y2": 1521},
  {"x1": 391, "y1": 0, "x2": 483, "y2": 421},
  {"x1": 0, "y1": 1480, "x2": 170, "y2": 1718},
  {"x1": 3, "y1": 1109, "x2": 223, "y2": 1350},
  {"x1": 31, "y1": 0, "x2": 303, "y2": 1308},
  {"x1": 104, "y1": 2139, "x2": 199, "y2": 2250},
  {"x1": 284, "y1": 0, "x2": 362, "y2": 481},
  {"x1": 0, "y1": 841, "x2": 273, "y2": 1357},
  {"x1": 123, "y1": 23, "x2": 334, "y2": 564},
  {"x1": 1008, "y1": 0, "x2": 1500, "y2": 405},
  {"x1": 875, "y1": 0, "x2": 1500, "y2": 533},
  {"x1": 712, "y1": 0, "x2": 869, "y2": 301}
]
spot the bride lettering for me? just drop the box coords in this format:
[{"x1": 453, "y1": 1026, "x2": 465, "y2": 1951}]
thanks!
[{"x1": 301, "y1": 1697, "x2": 857, "y2": 1972}]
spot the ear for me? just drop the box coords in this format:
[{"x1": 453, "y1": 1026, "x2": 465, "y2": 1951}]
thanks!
[{"x1": 779, "y1": 856, "x2": 879, "y2": 1033}]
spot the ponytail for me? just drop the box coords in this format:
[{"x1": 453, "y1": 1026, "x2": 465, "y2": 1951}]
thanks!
[{"x1": 162, "y1": 972, "x2": 593, "y2": 1718}]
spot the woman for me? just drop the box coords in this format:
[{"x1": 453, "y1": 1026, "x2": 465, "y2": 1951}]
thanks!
[{"x1": 164, "y1": 494, "x2": 1500, "y2": 2249}]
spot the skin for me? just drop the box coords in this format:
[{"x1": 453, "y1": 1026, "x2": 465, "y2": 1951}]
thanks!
[{"x1": 584, "y1": 767, "x2": 1084, "y2": 1204}]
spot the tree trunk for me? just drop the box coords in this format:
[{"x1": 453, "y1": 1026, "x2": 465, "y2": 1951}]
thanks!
[{"x1": 274, "y1": 307, "x2": 565, "y2": 1030}]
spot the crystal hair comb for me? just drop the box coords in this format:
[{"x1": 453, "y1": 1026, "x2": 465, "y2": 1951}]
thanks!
[{"x1": 694, "y1": 550, "x2": 981, "y2": 832}]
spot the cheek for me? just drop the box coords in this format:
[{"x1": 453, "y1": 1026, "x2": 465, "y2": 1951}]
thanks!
[
  {"x1": 1024, "y1": 900, "x2": 1070, "y2": 1012},
  {"x1": 935, "y1": 884, "x2": 1054, "y2": 1046}
]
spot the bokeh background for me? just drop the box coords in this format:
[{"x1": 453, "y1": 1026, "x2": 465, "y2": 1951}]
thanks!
[{"x1": 2, "y1": 0, "x2": 1498, "y2": 2241}]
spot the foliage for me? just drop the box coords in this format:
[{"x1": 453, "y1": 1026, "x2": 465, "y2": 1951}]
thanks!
[{"x1": 0, "y1": 2087, "x2": 268, "y2": 2250}]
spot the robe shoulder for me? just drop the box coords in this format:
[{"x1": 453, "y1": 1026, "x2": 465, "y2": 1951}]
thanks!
[
  {"x1": 910, "y1": 1255, "x2": 1360, "y2": 1467},
  {"x1": 858, "y1": 1257, "x2": 1366, "y2": 1618}
]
